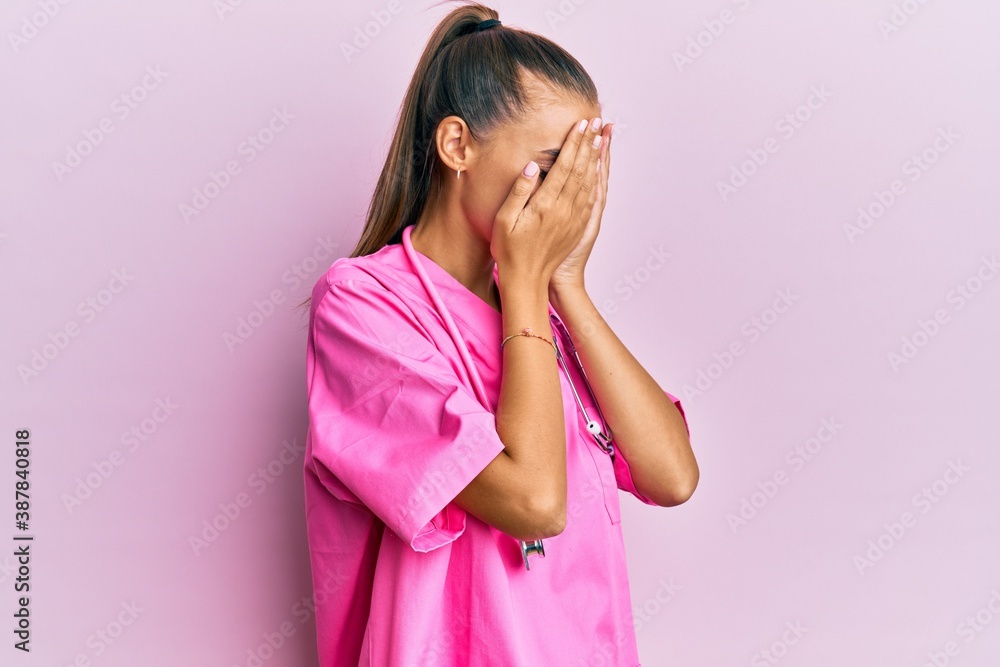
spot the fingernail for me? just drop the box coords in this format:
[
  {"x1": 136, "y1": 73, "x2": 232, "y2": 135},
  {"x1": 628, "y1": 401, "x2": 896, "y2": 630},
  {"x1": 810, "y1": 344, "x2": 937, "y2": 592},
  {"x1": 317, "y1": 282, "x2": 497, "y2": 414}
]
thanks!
[
  {"x1": 590, "y1": 117, "x2": 602, "y2": 131},
  {"x1": 577, "y1": 119, "x2": 588, "y2": 133},
  {"x1": 592, "y1": 134, "x2": 602, "y2": 149},
  {"x1": 523, "y1": 161, "x2": 538, "y2": 176}
]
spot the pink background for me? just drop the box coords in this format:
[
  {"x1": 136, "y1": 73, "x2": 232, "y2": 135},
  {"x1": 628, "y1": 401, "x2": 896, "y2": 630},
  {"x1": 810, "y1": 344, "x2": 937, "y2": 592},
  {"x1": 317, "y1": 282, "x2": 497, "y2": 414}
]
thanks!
[{"x1": 4, "y1": 1, "x2": 999, "y2": 665}]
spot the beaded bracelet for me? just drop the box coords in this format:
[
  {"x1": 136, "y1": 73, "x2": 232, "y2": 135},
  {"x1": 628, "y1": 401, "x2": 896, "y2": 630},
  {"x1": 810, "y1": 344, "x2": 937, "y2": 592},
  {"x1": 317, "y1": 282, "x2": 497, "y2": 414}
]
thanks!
[{"x1": 500, "y1": 327, "x2": 557, "y2": 354}]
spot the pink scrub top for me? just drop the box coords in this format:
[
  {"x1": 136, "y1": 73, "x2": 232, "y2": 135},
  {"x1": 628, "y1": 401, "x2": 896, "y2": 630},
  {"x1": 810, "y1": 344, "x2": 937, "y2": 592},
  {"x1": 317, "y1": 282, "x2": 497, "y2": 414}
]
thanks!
[{"x1": 303, "y1": 237, "x2": 689, "y2": 667}]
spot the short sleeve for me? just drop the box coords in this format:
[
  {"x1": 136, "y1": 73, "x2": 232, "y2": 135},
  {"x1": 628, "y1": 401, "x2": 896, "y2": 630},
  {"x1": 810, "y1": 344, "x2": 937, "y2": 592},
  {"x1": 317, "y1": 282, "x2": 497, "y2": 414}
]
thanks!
[
  {"x1": 613, "y1": 390, "x2": 690, "y2": 506},
  {"x1": 305, "y1": 276, "x2": 507, "y2": 553}
]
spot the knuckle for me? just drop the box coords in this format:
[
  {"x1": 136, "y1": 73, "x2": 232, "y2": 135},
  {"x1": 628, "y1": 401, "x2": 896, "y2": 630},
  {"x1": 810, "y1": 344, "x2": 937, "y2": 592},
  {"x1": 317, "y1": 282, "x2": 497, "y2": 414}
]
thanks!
[{"x1": 513, "y1": 180, "x2": 533, "y2": 196}]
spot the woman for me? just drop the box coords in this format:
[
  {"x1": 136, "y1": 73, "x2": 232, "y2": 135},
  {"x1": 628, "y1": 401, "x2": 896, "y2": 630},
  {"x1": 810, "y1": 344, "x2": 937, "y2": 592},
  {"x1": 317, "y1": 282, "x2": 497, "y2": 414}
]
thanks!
[{"x1": 301, "y1": 3, "x2": 698, "y2": 665}]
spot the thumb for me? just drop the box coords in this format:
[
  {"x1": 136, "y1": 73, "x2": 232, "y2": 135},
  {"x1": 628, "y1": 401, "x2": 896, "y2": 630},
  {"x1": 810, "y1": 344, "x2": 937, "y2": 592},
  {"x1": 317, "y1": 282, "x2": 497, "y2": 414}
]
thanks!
[{"x1": 494, "y1": 161, "x2": 539, "y2": 234}]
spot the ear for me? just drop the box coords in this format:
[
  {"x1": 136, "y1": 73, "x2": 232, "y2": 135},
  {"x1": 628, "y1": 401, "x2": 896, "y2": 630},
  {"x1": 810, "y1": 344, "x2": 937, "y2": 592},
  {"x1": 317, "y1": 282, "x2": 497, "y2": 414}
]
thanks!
[{"x1": 434, "y1": 115, "x2": 474, "y2": 174}]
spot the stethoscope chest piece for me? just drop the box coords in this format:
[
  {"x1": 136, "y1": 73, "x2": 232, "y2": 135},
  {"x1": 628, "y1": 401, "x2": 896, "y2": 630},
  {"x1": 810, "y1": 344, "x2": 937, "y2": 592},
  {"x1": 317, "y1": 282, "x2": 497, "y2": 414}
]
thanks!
[{"x1": 520, "y1": 539, "x2": 546, "y2": 570}]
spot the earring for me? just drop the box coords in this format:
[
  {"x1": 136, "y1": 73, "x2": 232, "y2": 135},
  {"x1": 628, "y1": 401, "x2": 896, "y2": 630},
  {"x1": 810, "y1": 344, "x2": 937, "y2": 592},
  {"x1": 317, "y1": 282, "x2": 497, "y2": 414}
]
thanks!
[{"x1": 456, "y1": 167, "x2": 462, "y2": 180}]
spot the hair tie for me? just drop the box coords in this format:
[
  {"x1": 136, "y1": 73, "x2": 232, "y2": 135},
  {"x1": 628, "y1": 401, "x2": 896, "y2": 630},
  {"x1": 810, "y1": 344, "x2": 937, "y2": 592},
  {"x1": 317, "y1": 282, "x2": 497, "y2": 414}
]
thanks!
[{"x1": 473, "y1": 18, "x2": 501, "y2": 32}]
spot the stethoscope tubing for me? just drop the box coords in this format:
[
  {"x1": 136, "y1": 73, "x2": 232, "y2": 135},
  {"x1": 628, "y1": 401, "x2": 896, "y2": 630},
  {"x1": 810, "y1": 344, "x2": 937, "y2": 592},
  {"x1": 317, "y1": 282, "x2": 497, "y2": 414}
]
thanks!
[{"x1": 403, "y1": 225, "x2": 491, "y2": 409}]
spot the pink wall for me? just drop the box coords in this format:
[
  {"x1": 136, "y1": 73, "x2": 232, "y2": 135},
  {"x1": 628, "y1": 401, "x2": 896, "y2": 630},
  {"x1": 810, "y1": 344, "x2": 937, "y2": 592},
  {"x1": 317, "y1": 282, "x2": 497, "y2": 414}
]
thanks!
[{"x1": 4, "y1": 0, "x2": 998, "y2": 665}]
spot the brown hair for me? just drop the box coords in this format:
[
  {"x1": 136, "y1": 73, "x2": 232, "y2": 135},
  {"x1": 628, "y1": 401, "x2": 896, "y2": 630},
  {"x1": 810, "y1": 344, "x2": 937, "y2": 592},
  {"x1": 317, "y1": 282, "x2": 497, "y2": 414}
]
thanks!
[{"x1": 297, "y1": 0, "x2": 598, "y2": 313}]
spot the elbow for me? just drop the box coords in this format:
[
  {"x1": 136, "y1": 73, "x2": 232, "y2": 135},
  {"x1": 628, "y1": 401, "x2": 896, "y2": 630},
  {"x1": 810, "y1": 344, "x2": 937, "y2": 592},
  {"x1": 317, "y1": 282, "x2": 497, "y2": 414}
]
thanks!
[
  {"x1": 654, "y1": 436, "x2": 699, "y2": 506},
  {"x1": 538, "y1": 499, "x2": 567, "y2": 538},
  {"x1": 514, "y1": 493, "x2": 567, "y2": 541},
  {"x1": 674, "y1": 468, "x2": 700, "y2": 506},
  {"x1": 661, "y1": 484, "x2": 696, "y2": 507},
  {"x1": 652, "y1": 467, "x2": 700, "y2": 507}
]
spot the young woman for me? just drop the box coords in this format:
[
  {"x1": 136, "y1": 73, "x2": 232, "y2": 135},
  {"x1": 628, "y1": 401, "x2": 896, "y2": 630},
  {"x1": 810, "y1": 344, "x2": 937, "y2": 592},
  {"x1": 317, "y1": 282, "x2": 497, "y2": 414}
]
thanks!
[{"x1": 301, "y1": 3, "x2": 698, "y2": 665}]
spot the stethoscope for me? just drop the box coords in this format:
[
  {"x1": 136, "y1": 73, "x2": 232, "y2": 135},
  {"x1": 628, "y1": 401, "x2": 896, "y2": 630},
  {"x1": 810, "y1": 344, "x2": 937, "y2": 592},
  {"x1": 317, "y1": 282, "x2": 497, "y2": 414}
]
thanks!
[{"x1": 401, "y1": 224, "x2": 614, "y2": 570}]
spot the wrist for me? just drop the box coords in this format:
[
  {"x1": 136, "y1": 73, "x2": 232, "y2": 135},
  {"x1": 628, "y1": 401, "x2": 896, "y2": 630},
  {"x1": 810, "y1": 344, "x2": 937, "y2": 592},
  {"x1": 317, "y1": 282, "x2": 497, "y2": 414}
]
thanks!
[
  {"x1": 548, "y1": 280, "x2": 588, "y2": 310},
  {"x1": 499, "y1": 280, "x2": 551, "y2": 338}
]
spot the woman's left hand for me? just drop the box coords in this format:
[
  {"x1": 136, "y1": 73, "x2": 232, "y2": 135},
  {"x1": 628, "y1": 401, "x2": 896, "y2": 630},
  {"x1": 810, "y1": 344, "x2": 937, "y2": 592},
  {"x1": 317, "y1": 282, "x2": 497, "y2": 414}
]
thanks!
[{"x1": 549, "y1": 121, "x2": 613, "y2": 296}]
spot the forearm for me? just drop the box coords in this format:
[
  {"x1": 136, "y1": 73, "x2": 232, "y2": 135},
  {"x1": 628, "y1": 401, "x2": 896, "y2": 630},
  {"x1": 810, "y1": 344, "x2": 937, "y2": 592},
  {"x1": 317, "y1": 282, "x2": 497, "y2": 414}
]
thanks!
[
  {"x1": 494, "y1": 278, "x2": 568, "y2": 521},
  {"x1": 549, "y1": 284, "x2": 698, "y2": 506}
]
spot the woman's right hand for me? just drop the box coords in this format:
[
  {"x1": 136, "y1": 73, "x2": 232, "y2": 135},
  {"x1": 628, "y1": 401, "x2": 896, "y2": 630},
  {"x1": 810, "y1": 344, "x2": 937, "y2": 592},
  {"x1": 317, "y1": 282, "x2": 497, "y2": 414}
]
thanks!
[{"x1": 490, "y1": 117, "x2": 604, "y2": 288}]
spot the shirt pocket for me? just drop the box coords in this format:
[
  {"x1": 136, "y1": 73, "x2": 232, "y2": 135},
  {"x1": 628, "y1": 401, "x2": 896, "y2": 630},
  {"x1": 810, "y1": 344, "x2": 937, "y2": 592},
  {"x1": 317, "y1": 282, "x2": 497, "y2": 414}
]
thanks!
[
  {"x1": 558, "y1": 368, "x2": 622, "y2": 525},
  {"x1": 579, "y1": 410, "x2": 622, "y2": 525}
]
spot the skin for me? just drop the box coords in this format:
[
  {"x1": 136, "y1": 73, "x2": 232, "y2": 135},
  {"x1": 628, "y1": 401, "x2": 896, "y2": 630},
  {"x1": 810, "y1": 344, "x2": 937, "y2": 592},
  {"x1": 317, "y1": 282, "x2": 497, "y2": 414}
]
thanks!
[{"x1": 409, "y1": 72, "x2": 698, "y2": 535}]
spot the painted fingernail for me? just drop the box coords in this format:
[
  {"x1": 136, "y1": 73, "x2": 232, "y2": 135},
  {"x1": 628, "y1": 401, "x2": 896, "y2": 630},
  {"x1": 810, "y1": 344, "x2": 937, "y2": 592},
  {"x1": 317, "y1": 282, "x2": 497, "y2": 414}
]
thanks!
[
  {"x1": 591, "y1": 117, "x2": 602, "y2": 131},
  {"x1": 577, "y1": 119, "x2": 588, "y2": 133},
  {"x1": 592, "y1": 134, "x2": 603, "y2": 149}
]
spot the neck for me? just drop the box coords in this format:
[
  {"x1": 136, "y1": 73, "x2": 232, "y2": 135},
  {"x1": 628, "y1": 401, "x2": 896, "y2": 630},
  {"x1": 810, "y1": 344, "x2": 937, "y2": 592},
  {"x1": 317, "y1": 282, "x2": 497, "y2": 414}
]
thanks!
[{"x1": 409, "y1": 188, "x2": 501, "y2": 314}]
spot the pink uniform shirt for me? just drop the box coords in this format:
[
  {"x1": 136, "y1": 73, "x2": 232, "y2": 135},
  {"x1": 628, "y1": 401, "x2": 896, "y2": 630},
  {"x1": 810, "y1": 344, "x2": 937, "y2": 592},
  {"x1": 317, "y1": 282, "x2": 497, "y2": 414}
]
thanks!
[{"x1": 303, "y1": 238, "x2": 689, "y2": 666}]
